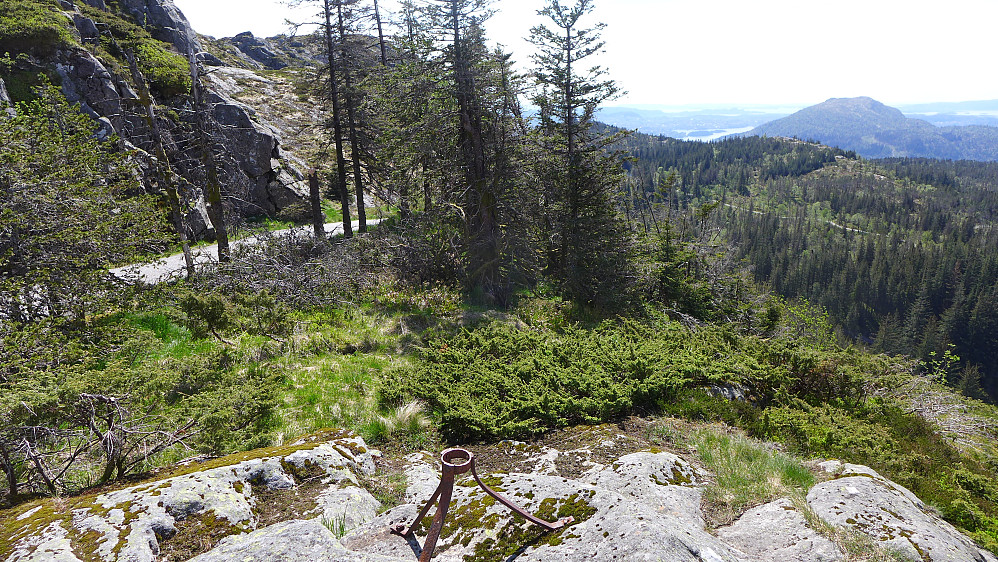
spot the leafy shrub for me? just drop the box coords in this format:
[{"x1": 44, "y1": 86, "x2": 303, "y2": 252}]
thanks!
[{"x1": 180, "y1": 290, "x2": 291, "y2": 343}]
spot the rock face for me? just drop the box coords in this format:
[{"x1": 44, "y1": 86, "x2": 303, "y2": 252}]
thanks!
[
  {"x1": 7, "y1": 0, "x2": 308, "y2": 238},
  {"x1": 4, "y1": 431, "x2": 997, "y2": 562},
  {"x1": 218, "y1": 32, "x2": 319, "y2": 71},
  {"x1": 225, "y1": 32, "x2": 289, "y2": 70},
  {"x1": 113, "y1": 0, "x2": 201, "y2": 55}
]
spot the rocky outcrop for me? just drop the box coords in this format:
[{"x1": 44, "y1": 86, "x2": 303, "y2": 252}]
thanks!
[
  {"x1": 112, "y1": 0, "x2": 200, "y2": 55},
  {"x1": 187, "y1": 520, "x2": 399, "y2": 562},
  {"x1": 4, "y1": 430, "x2": 997, "y2": 562},
  {"x1": 809, "y1": 461, "x2": 998, "y2": 562},
  {"x1": 2, "y1": 431, "x2": 379, "y2": 562},
  {"x1": 216, "y1": 32, "x2": 319, "y2": 71},
  {"x1": 5, "y1": 0, "x2": 308, "y2": 238},
  {"x1": 53, "y1": 48, "x2": 130, "y2": 141},
  {"x1": 224, "y1": 32, "x2": 289, "y2": 70},
  {"x1": 717, "y1": 498, "x2": 842, "y2": 561},
  {"x1": 204, "y1": 83, "x2": 307, "y2": 216}
]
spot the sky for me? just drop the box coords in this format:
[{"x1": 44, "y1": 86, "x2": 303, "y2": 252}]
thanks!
[{"x1": 172, "y1": 0, "x2": 998, "y2": 109}]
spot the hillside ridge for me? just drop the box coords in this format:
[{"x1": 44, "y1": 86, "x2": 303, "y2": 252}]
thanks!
[{"x1": 746, "y1": 96, "x2": 998, "y2": 161}]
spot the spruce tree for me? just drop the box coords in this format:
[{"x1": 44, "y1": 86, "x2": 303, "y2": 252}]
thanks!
[{"x1": 528, "y1": 0, "x2": 632, "y2": 304}]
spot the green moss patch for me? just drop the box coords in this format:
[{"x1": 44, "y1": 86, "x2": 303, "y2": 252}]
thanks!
[
  {"x1": 76, "y1": 3, "x2": 190, "y2": 97},
  {"x1": 464, "y1": 490, "x2": 597, "y2": 561},
  {"x1": 157, "y1": 510, "x2": 249, "y2": 562}
]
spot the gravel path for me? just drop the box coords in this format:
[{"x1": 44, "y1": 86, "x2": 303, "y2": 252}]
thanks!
[{"x1": 111, "y1": 220, "x2": 379, "y2": 284}]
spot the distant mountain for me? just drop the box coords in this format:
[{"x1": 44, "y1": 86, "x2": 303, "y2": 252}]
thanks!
[
  {"x1": 897, "y1": 99, "x2": 998, "y2": 114},
  {"x1": 596, "y1": 107, "x2": 788, "y2": 141},
  {"x1": 745, "y1": 97, "x2": 998, "y2": 161}
]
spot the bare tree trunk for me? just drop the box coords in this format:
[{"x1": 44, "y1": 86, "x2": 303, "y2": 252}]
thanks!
[
  {"x1": 372, "y1": 0, "x2": 389, "y2": 66},
  {"x1": 23, "y1": 440, "x2": 57, "y2": 495},
  {"x1": 189, "y1": 51, "x2": 230, "y2": 262},
  {"x1": 127, "y1": 52, "x2": 195, "y2": 277},
  {"x1": 309, "y1": 170, "x2": 326, "y2": 241},
  {"x1": 337, "y1": 1, "x2": 367, "y2": 233},
  {"x1": 0, "y1": 443, "x2": 17, "y2": 500},
  {"x1": 324, "y1": 0, "x2": 353, "y2": 238}
]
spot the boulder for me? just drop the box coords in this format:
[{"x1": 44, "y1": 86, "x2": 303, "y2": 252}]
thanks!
[
  {"x1": 72, "y1": 14, "x2": 100, "y2": 43},
  {"x1": 808, "y1": 460, "x2": 998, "y2": 562},
  {"x1": 716, "y1": 498, "x2": 843, "y2": 561}
]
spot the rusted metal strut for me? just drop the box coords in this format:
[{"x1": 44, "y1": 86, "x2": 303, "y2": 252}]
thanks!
[{"x1": 390, "y1": 448, "x2": 573, "y2": 561}]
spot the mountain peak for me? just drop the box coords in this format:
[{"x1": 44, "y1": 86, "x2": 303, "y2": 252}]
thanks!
[
  {"x1": 811, "y1": 96, "x2": 905, "y2": 121},
  {"x1": 746, "y1": 97, "x2": 998, "y2": 160}
]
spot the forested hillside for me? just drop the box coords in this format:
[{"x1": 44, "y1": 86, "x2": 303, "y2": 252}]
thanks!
[
  {"x1": 5, "y1": 0, "x2": 998, "y2": 558},
  {"x1": 618, "y1": 133, "x2": 998, "y2": 398}
]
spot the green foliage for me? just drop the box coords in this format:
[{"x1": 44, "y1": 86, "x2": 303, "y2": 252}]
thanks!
[
  {"x1": 0, "y1": 309, "x2": 281, "y2": 498},
  {"x1": 619, "y1": 130, "x2": 998, "y2": 401},
  {"x1": 763, "y1": 402, "x2": 998, "y2": 553},
  {"x1": 0, "y1": 0, "x2": 76, "y2": 56},
  {"x1": 180, "y1": 290, "x2": 291, "y2": 343},
  {"x1": 77, "y1": 3, "x2": 191, "y2": 97},
  {"x1": 378, "y1": 318, "x2": 786, "y2": 443},
  {"x1": 0, "y1": 67, "x2": 56, "y2": 104},
  {"x1": 181, "y1": 292, "x2": 236, "y2": 341},
  {"x1": 0, "y1": 80, "x2": 167, "y2": 323},
  {"x1": 129, "y1": 41, "x2": 190, "y2": 98}
]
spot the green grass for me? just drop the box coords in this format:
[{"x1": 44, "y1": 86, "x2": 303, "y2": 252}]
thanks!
[
  {"x1": 124, "y1": 311, "x2": 219, "y2": 361},
  {"x1": 655, "y1": 420, "x2": 909, "y2": 561},
  {"x1": 660, "y1": 423, "x2": 813, "y2": 526},
  {"x1": 322, "y1": 200, "x2": 343, "y2": 223}
]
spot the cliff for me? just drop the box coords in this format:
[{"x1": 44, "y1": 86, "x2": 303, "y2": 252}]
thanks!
[{"x1": 0, "y1": 0, "x2": 307, "y2": 239}]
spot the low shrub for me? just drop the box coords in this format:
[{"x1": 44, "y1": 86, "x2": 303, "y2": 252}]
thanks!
[
  {"x1": 0, "y1": 0, "x2": 75, "y2": 56},
  {"x1": 378, "y1": 319, "x2": 787, "y2": 443}
]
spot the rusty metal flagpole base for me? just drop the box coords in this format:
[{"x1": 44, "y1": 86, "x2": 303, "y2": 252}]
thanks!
[{"x1": 390, "y1": 448, "x2": 573, "y2": 561}]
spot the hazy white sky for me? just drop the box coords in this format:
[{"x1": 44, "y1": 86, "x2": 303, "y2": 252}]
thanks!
[{"x1": 172, "y1": 0, "x2": 998, "y2": 108}]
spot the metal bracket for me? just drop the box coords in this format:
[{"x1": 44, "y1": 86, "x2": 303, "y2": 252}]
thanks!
[{"x1": 390, "y1": 448, "x2": 573, "y2": 561}]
